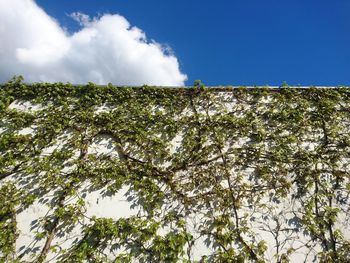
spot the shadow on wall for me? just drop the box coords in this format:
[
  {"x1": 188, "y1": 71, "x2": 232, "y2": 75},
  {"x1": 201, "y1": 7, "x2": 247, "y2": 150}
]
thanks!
[{"x1": 0, "y1": 80, "x2": 350, "y2": 262}]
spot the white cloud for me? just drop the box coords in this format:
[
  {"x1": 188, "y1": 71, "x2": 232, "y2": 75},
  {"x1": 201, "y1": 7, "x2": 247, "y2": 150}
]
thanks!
[
  {"x1": 69, "y1": 12, "x2": 92, "y2": 27},
  {"x1": 0, "y1": 0, "x2": 187, "y2": 86}
]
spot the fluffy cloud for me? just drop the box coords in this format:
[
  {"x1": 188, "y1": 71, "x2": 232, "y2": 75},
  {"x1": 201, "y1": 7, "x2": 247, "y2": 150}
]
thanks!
[{"x1": 0, "y1": 0, "x2": 187, "y2": 86}]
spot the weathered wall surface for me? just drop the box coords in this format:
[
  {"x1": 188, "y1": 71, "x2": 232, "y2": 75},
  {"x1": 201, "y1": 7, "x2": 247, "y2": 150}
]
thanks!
[{"x1": 1, "y1": 80, "x2": 350, "y2": 262}]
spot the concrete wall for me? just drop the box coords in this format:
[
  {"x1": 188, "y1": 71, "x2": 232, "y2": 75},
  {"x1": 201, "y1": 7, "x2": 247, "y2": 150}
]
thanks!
[{"x1": 1, "y1": 88, "x2": 350, "y2": 262}]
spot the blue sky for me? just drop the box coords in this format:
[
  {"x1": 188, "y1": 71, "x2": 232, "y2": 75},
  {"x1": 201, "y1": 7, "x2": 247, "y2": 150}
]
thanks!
[{"x1": 1, "y1": 0, "x2": 349, "y2": 86}]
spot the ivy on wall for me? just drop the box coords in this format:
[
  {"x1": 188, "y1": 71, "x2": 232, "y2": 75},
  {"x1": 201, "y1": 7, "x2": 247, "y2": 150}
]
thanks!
[{"x1": 0, "y1": 77, "x2": 350, "y2": 262}]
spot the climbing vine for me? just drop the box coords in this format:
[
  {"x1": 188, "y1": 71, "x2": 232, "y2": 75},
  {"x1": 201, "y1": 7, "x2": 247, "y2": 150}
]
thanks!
[{"x1": 0, "y1": 77, "x2": 350, "y2": 262}]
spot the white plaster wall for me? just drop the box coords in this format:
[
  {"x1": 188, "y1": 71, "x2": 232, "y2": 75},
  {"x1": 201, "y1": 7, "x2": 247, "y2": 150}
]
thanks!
[{"x1": 2, "y1": 93, "x2": 350, "y2": 262}]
